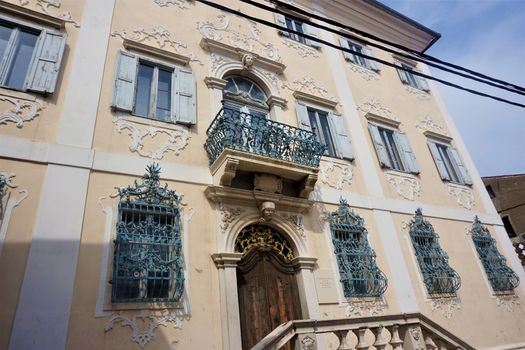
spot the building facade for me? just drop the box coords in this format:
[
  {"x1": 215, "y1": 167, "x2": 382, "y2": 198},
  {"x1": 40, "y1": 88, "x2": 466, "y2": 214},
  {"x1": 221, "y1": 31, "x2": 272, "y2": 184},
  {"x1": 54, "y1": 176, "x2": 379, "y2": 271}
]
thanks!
[{"x1": 0, "y1": 0, "x2": 524, "y2": 349}]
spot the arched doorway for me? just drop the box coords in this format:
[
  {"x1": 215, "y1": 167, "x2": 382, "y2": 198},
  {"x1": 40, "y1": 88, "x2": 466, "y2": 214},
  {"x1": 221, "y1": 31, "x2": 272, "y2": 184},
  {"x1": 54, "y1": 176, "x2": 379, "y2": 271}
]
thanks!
[{"x1": 235, "y1": 225, "x2": 302, "y2": 350}]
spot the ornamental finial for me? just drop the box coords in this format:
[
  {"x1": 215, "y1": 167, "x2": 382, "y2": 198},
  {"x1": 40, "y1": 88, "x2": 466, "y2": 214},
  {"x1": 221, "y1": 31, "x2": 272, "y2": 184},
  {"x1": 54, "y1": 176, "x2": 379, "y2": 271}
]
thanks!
[{"x1": 145, "y1": 163, "x2": 161, "y2": 180}]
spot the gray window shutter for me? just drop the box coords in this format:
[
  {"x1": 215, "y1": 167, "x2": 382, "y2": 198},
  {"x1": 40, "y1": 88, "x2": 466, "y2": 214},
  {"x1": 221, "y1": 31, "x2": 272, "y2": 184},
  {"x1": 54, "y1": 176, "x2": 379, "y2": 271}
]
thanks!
[
  {"x1": 362, "y1": 47, "x2": 380, "y2": 71},
  {"x1": 274, "y1": 13, "x2": 289, "y2": 37},
  {"x1": 394, "y1": 131, "x2": 419, "y2": 174},
  {"x1": 111, "y1": 51, "x2": 138, "y2": 112},
  {"x1": 449, "y1": 147, "x2": 472, "y2": 185},
  {"x1": 304, "y1": 23, "x2": 321, "y2": 48},
  {"x1": 328, "y1": 112, "x2": 354, "y2": 160},
  {"x1": 368, "y1": 123, "x2": 391, "y2": 168},
  {"x1": 295, "y1": 101, "x2": 311, "y2": 131},
  {"x1": 415, "y1": 68, "x2": 430, "y2": 91},
  {"x1": 427, "y1": 141, "x2": 451, "y2": 181},
  {"x1": 24, "y1": 30, "x2": 67, "y2": 94},
  {"x1": 339, "y1": 37, "x2": 355, "y2": 62},
  {"x1": 395, "y1": 62, "x2": 409, "y2": 84},
  {"x1": 173, "y1": 67, "x2": 196, "y2": 125}
]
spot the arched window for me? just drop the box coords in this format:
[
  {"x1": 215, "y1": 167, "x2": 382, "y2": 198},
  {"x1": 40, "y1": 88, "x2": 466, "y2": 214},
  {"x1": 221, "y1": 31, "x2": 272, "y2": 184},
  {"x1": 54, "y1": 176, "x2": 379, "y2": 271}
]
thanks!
[{"x1": 223, "y1": 76, "x2": 269, "y2": 119}]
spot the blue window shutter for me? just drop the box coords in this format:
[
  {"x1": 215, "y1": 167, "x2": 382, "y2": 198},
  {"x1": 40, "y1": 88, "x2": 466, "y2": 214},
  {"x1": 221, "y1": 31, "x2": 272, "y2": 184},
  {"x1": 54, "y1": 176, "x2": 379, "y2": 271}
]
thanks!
[
  {"x1": 295, "y1": 101, "x2": 311, "y2": 131},
  {"x1": 368, "y1": 123, "x2": 391, "y2": 168},
  {"x1": 427, "y1": 141, "x2": 451, "y2": 181},
  {"x1": 304, "y1": 23, "x2": 321, "y2": 48},
  {"x1": 24, "y1": 30, "x2": 67, "y2": 94},
  {"x1": 415, "y1": 68, "x2": 430, "y2": 91},
  {"x1": 274, "y1": 13, "x2": 289, "y2": 37},
  {"x1": 328, "y1": 112, "x2": 354, "y2": 160},
  {"x1": 449, "y1": 147, "x2": 472, "y2": 185},
  {"x1": 395, "y1": 62, "x2": 409, "y2": 84},
  {"x1": 362, "y1": 47, "x2": 380, "y2": 71},
  {"x1": 173, "y1": 67, "x2": 196, "y2": 125},
  {"x1": 339, "y1": 37, "x2": 355, "y2": 63},
  {"x1": 395, "y1": 131, "x2": 419, "y2": 174},
  {"x1": 111, "y1": 50, "x2": 138, "y2": 112}
]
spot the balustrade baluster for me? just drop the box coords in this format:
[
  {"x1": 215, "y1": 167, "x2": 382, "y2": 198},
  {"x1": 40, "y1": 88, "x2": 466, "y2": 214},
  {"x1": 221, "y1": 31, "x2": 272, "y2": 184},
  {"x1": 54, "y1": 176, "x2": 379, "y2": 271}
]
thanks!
[
  {"x1": 425, "y1": 335, "x2": 438, "y2": 350},
  {"x1": 373, "y1": 325, "x2": 387, "y2": 350},
  {"x1": 355, "y1": 327, "x2": 368, "y2": 350},
  {"x1": 334, "y1": 330, "x2": 353, "y2": 350},
  {"x1": 388, "y1": 324, "x2": 403, "y2": 350}
]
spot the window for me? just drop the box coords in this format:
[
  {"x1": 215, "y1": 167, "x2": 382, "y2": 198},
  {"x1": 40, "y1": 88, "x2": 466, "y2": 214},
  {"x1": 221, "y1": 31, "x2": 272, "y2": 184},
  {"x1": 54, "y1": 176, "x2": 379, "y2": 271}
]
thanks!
[
  {"x1": 295, "y1": 101, "x2": 354, "y2": 160},
  {"x1": 327, "y1": 199, "x2": 387, "y2": 297},
  {"x1": 339, "y1": 37, "x2": 379, "y2": 71},
  {"x1": 471, "y1": 216, "x2": 519, "y2": 292},
  {"x1": 408, "y1": 208, "x2": 461, "y2": 295},
  {"x1": 0, "y1": 19, "x2": 66, "y2": 93},
  {"x1": 427, "y1": 140, "x2": 472, "y2": 185},
  {"x1": 395, "y1": 61, "x2": 430, "y2": 91},
  {"x1": 111, "y1": 164, "x2": 184, "y2": 303},
  {"x1": 485, "y1": 184, "x2": 496, "y2": 198},
  {"x1": 112, "y1": 50, "x2": 197, "y2": 125},
  {"x1": 274, "y1": 13, "x2": 320, "y2": 48},
  {"x1": 502, "y1": 216, "x2": 517, "y2": 238},
  {"x1": 368, "y1": 123, "x2": 419, "y2": 174}
]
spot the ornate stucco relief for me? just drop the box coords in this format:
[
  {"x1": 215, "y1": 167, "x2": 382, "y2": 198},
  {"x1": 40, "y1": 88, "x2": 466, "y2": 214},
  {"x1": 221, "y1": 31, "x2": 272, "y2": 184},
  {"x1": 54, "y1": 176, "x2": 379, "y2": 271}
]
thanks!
[
  {"x1": 197, "y1": 14, "x2": 281, "y2": 61},
  {"x1": 219, "y1": 205, "x2": 245, "y2": 234},
  {"x1": 153, "y1": 0, "x2": 191, "y2": 9},
  {"x1": 104, "y1": 310, "x2": 183, "y2": 348},
  {"x1": 281, "y1": 38, "x2": 319, "y2": 59},
  {"x1": 356, "y1": 98, "x2": 399, "y2": 123},
  {"x1": 495, "y1": 294, "x2": 520, "y2": 312},
  {"x1": 415, "y1": 115, "x2": 449, "y2": 135},
  {"x1": 111, "y1": 26, "x2": 202, "y2": 65},
  {"x1": 18, "y1": 0, "x2": 80, "y2": 27},
  {"x1": 319, "y1": 160, "x2": 352, "y2": 190},
  {"x1": 0, "y1": 94, "x2": 45, "y2": 128},
  {"x1": 281, "y1": 75, "x2": 336, "y2": 102},
  {"x1": 384, "y1": 171, "x2": 421, "y2": 201},
  {"x1": 0, "y1": 172, "x2": 29, "y2": 256},
  {"x1": 405, "y1": 85, "x2": 430, "y2": 101},
  {"x1": 113, "y1": 117, "x2": 190, "y2": 160},
  {"x1": 347, "y1": 63, "x2": 379, "y2": 81},
  {"x1": 430, "y1": 297, "x2": 461, "y2": 319},
  {"x1": 345, "y1": 297, "x2": 388, "y2": 317},
  {"x1": 279, "y1": 213, "x2": 305, "y2": 238},
  {"x1": 447, "y1": 183, "x2": 475, "y2": 210}
]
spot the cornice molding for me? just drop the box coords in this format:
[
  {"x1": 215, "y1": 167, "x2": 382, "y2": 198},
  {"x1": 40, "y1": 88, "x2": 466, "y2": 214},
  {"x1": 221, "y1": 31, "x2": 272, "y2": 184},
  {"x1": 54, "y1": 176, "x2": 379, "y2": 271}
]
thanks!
[
  {"x1": 123, "y1": 39, "x2": 191, "y2": 66},
  {"x1": 0, "y1": 0, "x2": 68, "y2": 29},
  {"x1": 423, "y1": 130, "x2": 453, "y2": 143},
  {"x1": 365, "y1": 112, "x2": 401, "y2": 128},
  {"x1": 293, "y1": 91, "x2": 338, "y2": 110}
]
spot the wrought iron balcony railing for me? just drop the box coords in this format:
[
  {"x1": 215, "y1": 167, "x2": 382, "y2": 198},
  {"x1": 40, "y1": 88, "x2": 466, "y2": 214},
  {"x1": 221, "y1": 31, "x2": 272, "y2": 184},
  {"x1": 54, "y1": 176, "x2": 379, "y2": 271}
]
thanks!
[{"x1": 204, "y1": 108, "x2": 325, "y2": 168}]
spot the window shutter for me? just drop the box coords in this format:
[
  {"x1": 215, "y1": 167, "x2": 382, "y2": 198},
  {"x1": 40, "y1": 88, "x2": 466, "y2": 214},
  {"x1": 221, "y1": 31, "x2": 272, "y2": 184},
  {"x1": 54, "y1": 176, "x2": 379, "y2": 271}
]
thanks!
[
  {"x1": 394, "y1": 131, "x2": 419, "y2": 174},
  {"x1": 415, "y1": 68, "x2": 430, "y2": 91},
  {"x1": 295, "y1": 101, "x2": 311, "y2": 131},
  {"x1": 111, "y1": 51, "x2": 138, "y2": 112},
  {"x1": 274, "y1": 13, "x2": 289, "y2": 37},
  {"x1": 328, "y1": 112, "x2": 354, "y2": 160},
  {"x1": 339, "y1": 37, "x2": 355, "y2": 62},
  {"x1": 362, "y1": 47, "x2": 380, "y2": 71},
  {"x1": 427, "y1": 141, "x2": 451, "y2": 181},
  {"x1": 395, "y1": 62, "x2": 410, "y2": 84},
  {"x1": 304, "y1": 23, "x2": 321, "y2": 48},
  {"x1": 173, "y1": 67, "x2": 196, "y2": 125},
  {"x1": 368, "y1": 123, "x2": 391, "y2": 168},
  {"x1": 24, "y1": 30, "x2": 67, "y2": 94},
  {"x1": 449, "y1": 147, "x2": 472, "y2": 185}
]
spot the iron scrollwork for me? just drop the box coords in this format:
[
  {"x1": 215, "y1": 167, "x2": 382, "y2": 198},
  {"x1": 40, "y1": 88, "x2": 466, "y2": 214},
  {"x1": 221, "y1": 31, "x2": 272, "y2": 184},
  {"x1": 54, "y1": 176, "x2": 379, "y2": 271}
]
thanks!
[
  {"x1": 235, "y1": 225, "x2": 296, "y2": 261},
  {"x1": 327, "y1": 198, "x2": 388, "y2": 297}
]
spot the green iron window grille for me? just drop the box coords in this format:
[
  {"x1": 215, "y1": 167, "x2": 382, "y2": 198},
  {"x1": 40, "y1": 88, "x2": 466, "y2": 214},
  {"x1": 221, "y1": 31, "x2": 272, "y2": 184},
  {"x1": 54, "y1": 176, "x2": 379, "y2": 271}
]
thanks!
[
  {"x1": 471, "y1": 216, "x2": 519, "y2": 292},
  {"x1": 111, "y1": 163, "x2": 184, "y2": 303},
  {"x1": 408, "y1": 208, "x2": 461, "y2": 295},
  {"x1": 327, "y1": 199, "x2": 387, "y2": 297}
]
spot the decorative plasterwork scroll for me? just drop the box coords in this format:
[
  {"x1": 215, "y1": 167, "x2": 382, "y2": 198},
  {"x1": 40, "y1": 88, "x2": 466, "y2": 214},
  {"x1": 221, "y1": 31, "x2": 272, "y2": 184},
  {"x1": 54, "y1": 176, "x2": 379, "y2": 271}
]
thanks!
[
  {"x1": 0, "y1": 172, "x2": 29, "y2": 255},
  {"x1": 113, "y1": 117, "x2": 190, "y2": 160},
  {"x1": 18, "y1": 0, "x2": 80, "y2": 27},
  {"x1": 447, "y1": 183, "x2": 475, "y2": 210},
  {"x1": 356, "y1": 98, "x2": 400, "y2": 123},
  {"x1": 345, "y1": 297, "x2": 388, "y2": 317},
  {"x1": 280, "y1": 213, "x2": 305, "y2": 238},
  {"x1": 495, "y1": 294, "x2": 520, "y2": 312},
  {"x1": 197, "y1": 14, "x2": 281, "y2": 61},
  {"x1": 104, "y1": 309, "x2": 183, "y2": 348},
  {"x1": 153, "y1": 0, "x2": 191, "y2": 9},
  {"x1": 219, "y1": 204, "x2": 245, "y2": 234},
  {"x1": 281, "y1": 38, "x2": 319, "y2": 59},
  {"x1": 319, "y1": 160, "x2": 352, "y2": 190},
  {"x1": 415, "y1": 115, "x2": 449, "y2": 136},
  {"x1": 301, "y1": 336, "x2": 315, "y2": 350},
  {"x1": 384, "y1": 171, "x2": 421, "y2": 201},
  {"x1": 430, "y1": 297, "x2": 461, "y2": 319},
  {"x1": 348, "y1": 63, "x2": 379, "y2": 81},
  {"x1": 405, "y1": 86, "x2": 430, "y2": 101},
  {"x1": 0, "y1": 94, "x2": 44, "y2": 128},
  {"x1": 112, "y1": 26, "x2": 202, "y2": 65},
  {"x1": 282, "y1": 75, "x2": 336, "y2": 102}
]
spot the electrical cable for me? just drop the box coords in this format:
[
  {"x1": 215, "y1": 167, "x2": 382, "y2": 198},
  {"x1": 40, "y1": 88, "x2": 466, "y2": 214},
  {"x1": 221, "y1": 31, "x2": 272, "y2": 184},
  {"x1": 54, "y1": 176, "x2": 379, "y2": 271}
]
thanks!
[{"x1": 193, "y1": 0, "x2": 525, "y2": 108}]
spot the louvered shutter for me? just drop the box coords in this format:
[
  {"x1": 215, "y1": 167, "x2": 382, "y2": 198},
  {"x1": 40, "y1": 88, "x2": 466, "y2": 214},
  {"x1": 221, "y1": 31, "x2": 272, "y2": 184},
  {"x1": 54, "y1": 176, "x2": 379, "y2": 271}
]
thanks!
[
  {"x1": 415, "y1": 68, "x2": 430, "y2": 91},
  {"x1": 173, "y1": 67, "x2": 196, "y2": 125},
  {"x1": 368, "y1": 123, "x2": 391, "y2": 168},
  {"x1": 274, "y1": 13, "x2": 289, "y2": 37},
  {"x1": 449, "y1": 147, "x2": 472, "y2": 185},
  {"x1": 395, "y1": 62, "x2": 410, "y2": 84},
  {"x1": 111, "y1": 51, "x2": 138, "y2": 112},
  {"x1": 24, "y1": 30, "x2": 67, "y2": 94},
  {"x1": 328, "y1": 112, "x2": 354, "y2": 160},
  {"x1": 304, "y1": 23, "x2": 321, "y2": 48},
  {"x1": 295, "y1": 101, "x2": 312, "y2": 131},
  {"x1": 394, "y1": 131, "x2": 419, "y2": 174},
  {"x1": 339, "y1": 37, "x2": 355, "y2": 62},
  {"x1": 427, "y1": 141, "x2": 451, "y2": 181},
  {"x1": 362, "y1": 47, "x2": 380, "y2": 71}
]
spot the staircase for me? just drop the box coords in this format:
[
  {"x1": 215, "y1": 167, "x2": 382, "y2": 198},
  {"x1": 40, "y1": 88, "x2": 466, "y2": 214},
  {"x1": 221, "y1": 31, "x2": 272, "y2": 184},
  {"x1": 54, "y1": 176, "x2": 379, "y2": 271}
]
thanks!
[{"x1": 251, "y1": 312, "x2": 475, "y2": 350}]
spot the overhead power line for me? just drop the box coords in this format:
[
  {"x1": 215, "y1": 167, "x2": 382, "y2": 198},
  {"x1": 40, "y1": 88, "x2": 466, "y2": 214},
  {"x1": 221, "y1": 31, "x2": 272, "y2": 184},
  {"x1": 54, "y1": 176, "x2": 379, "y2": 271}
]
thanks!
[
  {"x1": 192, "y1": 0, "x2": 525, "y2": 108},
  {"x1": 267, "y1": 0, "x2": 525, "y2": 94}
]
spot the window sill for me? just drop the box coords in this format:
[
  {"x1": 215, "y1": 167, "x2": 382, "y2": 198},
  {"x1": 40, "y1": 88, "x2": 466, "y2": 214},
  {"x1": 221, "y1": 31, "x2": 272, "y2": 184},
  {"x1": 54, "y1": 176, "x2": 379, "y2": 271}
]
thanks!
[
  {"x1": 280, "y1": 34, "x2": 320, "y2": 50},
  {"x1": 0, "y1": 86, "x2": 38, "y2": 101},
  {"x1": 383, "y1": 168, "x2": 419, "y2": 177},
  {"x1": 444, "y1": 180, "x2": 472, "y2": 188},
  {"x1": 104, "y1": 300, "x2": 185, "y2": 311}
]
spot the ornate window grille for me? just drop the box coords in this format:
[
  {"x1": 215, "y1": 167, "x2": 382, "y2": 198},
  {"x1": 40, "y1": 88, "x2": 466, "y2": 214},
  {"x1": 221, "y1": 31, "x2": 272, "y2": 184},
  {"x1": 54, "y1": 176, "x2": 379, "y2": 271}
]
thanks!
[
  {"x1": 111, "y1": 164, "x2": 184, "y2": 303},
  {"x1": 327, "y1": 199, "x2": 387, "y2": 297},
  {"x1": 408, "y1": 208, "x2": 461, "y2": 295},
  {"x1": 471, "y1": 216, "x2": 519, "y2": 292}
]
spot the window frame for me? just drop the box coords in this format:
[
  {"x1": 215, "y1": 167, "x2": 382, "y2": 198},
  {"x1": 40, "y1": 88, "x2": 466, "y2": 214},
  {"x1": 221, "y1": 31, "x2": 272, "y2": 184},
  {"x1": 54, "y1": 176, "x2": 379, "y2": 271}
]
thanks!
[
  {"x1": 377, "y1": 125, "x2": 405, "y2": 172},
  {"x1": 427, "y1": 138, "x2": 472, "y2": 186},
  {"x1": 339, "y1": 37, "x2": 380, "y2": 72},
  {"x1": 307, "y1": 106, "x2": 337, "y2": 158}
]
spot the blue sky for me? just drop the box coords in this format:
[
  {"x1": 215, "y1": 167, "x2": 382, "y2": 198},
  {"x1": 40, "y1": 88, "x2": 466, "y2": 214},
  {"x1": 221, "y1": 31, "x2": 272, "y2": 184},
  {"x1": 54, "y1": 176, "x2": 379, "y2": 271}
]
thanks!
[{"x1": 381, "y1": 0, "x2": 525, "y2": 176}]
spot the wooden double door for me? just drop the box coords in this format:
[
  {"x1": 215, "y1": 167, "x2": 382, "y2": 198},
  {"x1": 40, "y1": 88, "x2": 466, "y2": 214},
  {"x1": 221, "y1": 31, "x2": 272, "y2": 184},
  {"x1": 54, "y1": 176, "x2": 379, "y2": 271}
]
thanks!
[{"x1": 237, "y1": 248, "x2": 302, "y2": 350}]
